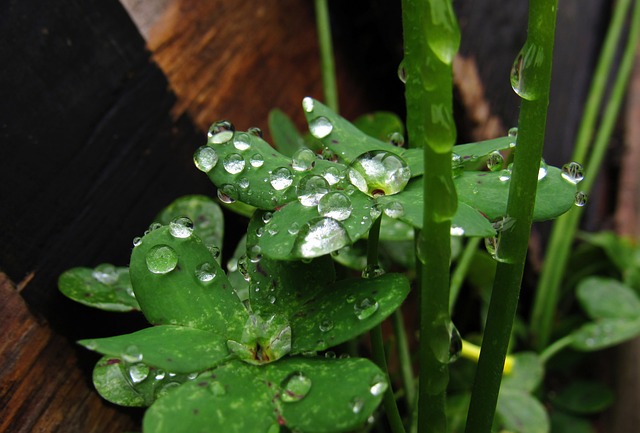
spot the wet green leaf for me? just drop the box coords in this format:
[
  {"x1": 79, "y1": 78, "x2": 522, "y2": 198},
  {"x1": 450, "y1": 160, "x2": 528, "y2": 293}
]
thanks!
[
  {"x1": 453, "y1": 137, "x2": 514, "y2": 164},
  {"x1": 496, "y1": 389, "x2": 549, "y2": 433},
  {"x1": 269, "y1": 108, "x2": 306, "y2": 157},
  {"x1": 129, "y1": 226, "x2": 248, "y2": 338},
  {"x1": 353, "y1": 111, "x2": 405, "y2": 143},
  {"x1": 227, "y1": 234, "x2": 250, "y2": 302},
  {"x1": 576, "y1": 276, "x2": 640, "y2": 320},
  {"x1": 571, "y1": 318, "x2": 640, "y2": 351},
  {"x1": 501, "y1": 352, "x2": 544, "y2": 392},
  {"x1": 550, "y1": 381, "x2": 614, "y2": 414},
  {"x1": 79, "y1": 325, "x2": 230, "y2": 373},
  {"x1": 58, "y1": 264, "x2": 139, "y2": 312}
]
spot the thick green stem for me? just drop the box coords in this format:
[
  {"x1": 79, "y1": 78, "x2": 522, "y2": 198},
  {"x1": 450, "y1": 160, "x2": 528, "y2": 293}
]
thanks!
[
  {"x1": 464, "y1": 0, "x2": 559, "y2": 431},
  {"x1": 314, "y1": 0, "x2": 339, "y2": 113},
  {"x1": 402, "y1": 0, "x2": 460, "y2": 432},
  {"x1": 531, "y1": 0, "x2": 640, "y2": 350}
]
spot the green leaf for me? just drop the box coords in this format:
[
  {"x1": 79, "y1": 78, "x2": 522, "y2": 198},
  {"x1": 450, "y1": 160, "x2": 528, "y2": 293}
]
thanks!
[
  {"x1": 352, "y1": 111, "x2": 405, "y2": 143},
  {"x1": 129, "y1": 225, "x2": 248, "y2": 337},
  {"x1": 269, "y1": 108, "x2": 306, "y2": 157},
  {"x1": 549, "y1": 411, "x2": 596, "y2": 433},
  {"x1": 227, "y1": 234, "x2": 250, "y2": 302},
  {"x1": 501, "y1": 352, "x2": 544, "y2": 392},
  {"x1": 58, "y1": 264, "x2": 139, "y2": 312},
  {"x1": 331, "y1": 241, "x2": 368, "y2": 270},
  {"x1": 496, "y1": 389, "x2": 549, "y2": 433},
  {"x1": 154, "y1": 195, "x2": 225, "y2": 256},
  {"x1": 143, "y1": 357, "x2": 386, "y2": 433},
  {"x1": 576, "y1": 276, "x2": 640, "y2": 320},
  {"x1": 550, "y1": 381, "x2": 614, "y2": 414},
  {"x1": 453, "y1": 136, "x2": 514, "y2": 164},
  {"x1": 92, "y1": 355, "x2": 196, "y2": 407},
  {"x1": 579, "y1": 231, "x2": 635, "y2": 273},
  {"x1": 79, "y1": 326, "x2": 230, "y2": 373},
  {"x1": 570, "y1": 318, "x2": 640, "y2": 351}
]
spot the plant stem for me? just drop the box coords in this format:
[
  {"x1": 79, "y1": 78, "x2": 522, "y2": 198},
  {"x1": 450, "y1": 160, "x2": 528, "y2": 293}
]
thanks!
[
  {"x1": 402, "y1": 0, "x2": 460, "y2": 431},
  {"x1": 314, "y1": 0, "x2": 339, "y2": 113},
  {"x1": 450, "y1": 237, "x2": 481, "y2": 313},
  {"x1": 539, "y1": 334, "x2": 575, "y2": 363},
  {"x1": 464, "y1": 0, "x2": 559, "y2": 430},
  {"x1": 393, "y1": 309, "x2": 416, "y2": 409},
  {"x1": 530, "y1": 0, "x2": 640, "y2": 350}
]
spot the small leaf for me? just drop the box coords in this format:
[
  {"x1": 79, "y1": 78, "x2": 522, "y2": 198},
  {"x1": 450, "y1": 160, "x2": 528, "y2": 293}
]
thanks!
[
  {"x1": 501, "y1": 352, "x2": 544, "y2": 392},
  {"x1": 579, "y1": 231, "x2": 635, "y2": 274},
  {"x1": 352, "y1": 111, "x2": 405, "y2": 143},
  {"x1": 130, "y1": 226, "x2": 248, "y2": 338},
  {"x1": 453, "y1": 136, "x2": 514, "y2": 164},
  {"x1": 570, "y1": 318, "x2": 640, "y2": 351},
  {"x1": 269, "y1": 108, "x2": 306, "y2": 157},
  {"x1": 496, "y1": 389, "x2": 549, "y2": 433},
  {"x1": 79, "y1": 325, "x2": 230, "y2": 373},
  {"x1": 576, "y1": 276, "x2": 640, "y2": 320},
  {"x1": 550, "y1": 411, "x2": 596, "y2": 433},
  {"x1": 154, "y1": 195, "x2": 225, "y2": 256},
  {"x1": 59, "y1": 264, "x2": 139, "y2": 312},
  {"x1": 550, "y1": 381, "x2": 614, "y2": 414}
]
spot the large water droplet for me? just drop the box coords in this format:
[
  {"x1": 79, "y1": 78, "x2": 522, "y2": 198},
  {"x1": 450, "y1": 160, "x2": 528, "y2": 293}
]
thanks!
[
  {"x1": 194, "y1": 146, "x2": 218, "y2": 172},
  {"x1": 195, "y1": 262, "x2": 216, "y2": 282},
  {"x1": 292, "y1": 148, "x2": 317, "y2": 172},
  {"x1": 317, "y1": 191, "x2": 352, "y2": 221},
  {"x1": 223, "y1": 153, "x2": 245, "y2": 174},
  {"x1": 250, "y1": 153, "x2": 264, "y2": 168},
  {"x1": 426, "y1": 2, "x2": 460, "y2": 64},
  {"x1": 574, "y1": 191, "x2": 588, "y2": 207},
  {"x1": 270, "y1": 167, "x2": 293, "y2": 190},
  {"x1": 233, "y1": 132, "x2": 251, "y2": 151},
  {"x1": 238, "y1": 177, "x2": 250, "y2": 189},
  {"x1": 348, "y1": 151, "x2": 411, "y2": 197},
  {"x1": 169, "y1": 216, "x2": 194, "y2": 238},
  {"x1": 280, "y1": 372, "x2": 312, "y2": 402},
  {"x1": 510, "y1": 41, "x2": 544, "y2": 100},
  {"x1": 297, "y1": 174, "x2": 329, "y2": 206},
  {"x1": 294, "y1": 217, "x2": 351, "y2": 258},
  {"x1": 309, "y1": 117, "x2": 333, "y2": 139},
  {"x1": 369, "y1": 374, "x2": 388, "y2": 396},
  {"x1": 486, "y1": 151, "x2": 504, "y2": 172},
  {"x1": 129, "y1": 363, "x2": 150, "y2": 384},
  {"x1": 499, "y1": 169, "x2": 511, "y2": 182},
  {"x1": 302, "y1": 97, "x2": 315, "y2": 113},
  {"x1": 132, "y1": 236, "x2": 142, "y2": 247},
  {"x1": 362, "y1": 264, "x2": 385, "y2": 279},
  {"x1": 208, "y1": 120, "x2": 235, "y2": 144},
  {"x1": 146, "y1": 245, "x2": 178, "y2": 274},
  {"x1": 354, "y1": 297, "x2": 379, "y2": 320},
  {"x1": 561, "y1": 161, "x2": 584, "y2": 184}
]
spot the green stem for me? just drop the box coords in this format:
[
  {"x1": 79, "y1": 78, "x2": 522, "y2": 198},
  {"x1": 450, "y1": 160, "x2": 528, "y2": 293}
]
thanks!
[
  {"x1": 465, "y1": 0, "x2": 559, "y2": 431},
  {"x1": 539, "y1": 334, "x2": 575, "y2": 363},
  {"x1": 530, "y1": 0, "x2": 640, "y2": 350},
  {"x1": 450, "y1": 237, "x2": 481, "y2": 313},
  {"x1": 314, "y1": 0, "x2": 339, "y2": 113},
  {"x1": 393, "y1": 309, "x2": 416, "y2": 409}
]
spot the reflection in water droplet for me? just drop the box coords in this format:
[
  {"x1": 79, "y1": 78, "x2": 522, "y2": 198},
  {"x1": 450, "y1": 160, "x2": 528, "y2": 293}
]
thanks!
[
  {"x1": 129, "y1": 363, "x2": 150, "y2": 384},
  {"x1": 208, "y1": 120, "x2": 235, "y2": 144},
  {"x1": 270, "y1": 167, "x2": 293, "y2": 190},
  {"x1": 209, "y1": 245, "x2": 221, "y2": 260},
  {"x1": 169, "y1": 216, "x2": 194, "y2": 238},
  {"x1": 510, "y1": 41, "x2": 544, "y2": 100},
  {"x1": 486, "y1": 151, "x2": 504, "y2": 172},
  {"x1": 319, "y1": 319, "x2": 334, "y2": 332},
  {"x1": 369, "y1": 374, "x2": 388, "y2": 396},
  {"x1": 322, "y1": 166, "x2": 343, "y2": 185},
  {"x1": 248, "y1": 245, "x2": 262, "y2": 263},
  {"x1": 262, "y1": 212, "x2": 273, "y2": 224},
  {"x1": 317, "y1": 191, "x2": 352, "y2": 221},
  {"x1": 297, "y1": 175, "x2": 329, "y2": 207},
  {"x1": 146, "y1": 245, "x2": 178, "y2": 274},
  {"x1": 361, "y1": 264, "x2": 385, "y2": 279},
  {"x1": 250, "y1": 153, "x2": 264, "y2": 168},
  {"x1": 383, "y1": 201, "x2": 405, "y2": 219},
  {"x1": 154, "y1": 369, "x2": 166, "y2": 381},
  {"x1": 426, "y1": 1, "x2": 460, "y2": 64},
  {"x1": 348, "y1": 151, "x2": 411, "y2": 197},
  {"x1": 233, "y1": 132, "x2": 251, "y2": 151},
  {"x1": 248, "y1": 127, "x2": 263, "y2": 138},
  {"x1": 388, "y1": 132, "x2": 405, "y2": 147},
  {"x1": 280, "y1": 372, "x2": 312, "y2": 403},
  {"x1": 499, "y1": 169, "x2": 511, "y2": 182},
  {"x1": 223, "y1": 153, "x2": 245, "y2": 174},
  {"x1": 294, "y1": 217, "x2": 351, "y2": 258},
  {"x1": 238, "y1": 177, "x2": 250, "y2": 189},
  {"x1": 324, "y1": 351, "x2": 336, "y2": 359},
  {"x1": 195, "y1": 262, "x2": 216, "y2": 282},
  {"x1": 237, "y1": 255, "x2": 250, "y2": 281},
  {"x1": 194, "y1": 146, "x2": 218, "y2": 172},
  {"x1": 302, "y1": 97, "x2": 315, "y2": 113},
  {"x1": 574, "y1": 191, "x2": 588, "y2": 207},
  {"x1": 217, "y1": 184, "x2": 237, "y2": 204},
  {"x1": 309, "y1": 117, "x2": 333, "y2": 139},
  {"x1": 292, "y1": 148, "x2": 317, "y2": 172},
  {"x1": 354, "y1": 297, "x2": 379, "y2": 320},
  {"x1": 561, "y1": 161, "x2": 584, "y2": 184}
]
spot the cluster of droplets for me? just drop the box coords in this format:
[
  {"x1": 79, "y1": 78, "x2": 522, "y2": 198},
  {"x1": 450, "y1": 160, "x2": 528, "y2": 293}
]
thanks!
[{"x1": 561, "y1": 161, "x2": 588, "y2": 207}]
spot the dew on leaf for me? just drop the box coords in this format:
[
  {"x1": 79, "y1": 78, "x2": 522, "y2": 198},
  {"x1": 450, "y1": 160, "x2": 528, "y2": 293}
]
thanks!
[
  {"x1": 237, "y1": 255, "x2": 250, "y2": 281},
  {"x1": 350, "y1": 397, "x2": 365, "y2": 414},
  {"x1": 156, "y1": 381, "x2": 181, "y2": 399},
  {"x1": 248, "y1": 126, "x2": 263, "y2": 138},
  {"x1": 238, "y1": 177, "x2": 250, "y2": 189},
  {"x1": 208, "y1": 245, "x2": 221, "y2": 260},
  {"x1": 348, "y1": 151, "x2": 411, "y2": 197},
  {"x1": 575, "y1": 191, "x2": 588, "y2": 207},
  {"x1": 508, "y1": 127, "x2": 518, "y2": 138},
  {"x1": 154, "y1": 369, "x2": 166, "y2": 381},
  {"x1": 223, "y1": 153, "x2": 245, "y2": 174},
  {"x1": 194, "y1": 146, "x2": 218, "y2": 172},
  {"x1": 317, "y1": 191, "x2": 352, "y2": 221},
  {"x1": 450, "y1": 226, "x2": 465, "y2": 236},
  {"x1": 498, "y1": 169, "x2": 511, "y2": 182},
  {"x1": 561, "y1": 161, "x2": 584, "y2": 184},
  {"x1": 217, "y1": 184, "x2": 237, "y2": 204},
  {"x1": 362, "y1": 264, "x2": 385, "y2": 279},
  {"x1": 302, "y1": 96, "x2": 315, "y2": 113},
  {"x1": 250, "y1": 153, "x2": 265, "y2": 168},
  {"x1": 369, "y1": 374, "x2": 388, "y2": 397},
  {"x1": 267, "y1": 223, "x2": 279, "y2": 236},
  {"x1": 146, "y1": 245, "x2": 178, "y2": 274},
  {"x1": 354, "y1": 297, "x2": 379, "y2": 320},
  {"x1": 486, "y1": 151, "x2": 504, "y2": 172},
  {"x1": 297, "y1": 174, "x2": 329, "y2": 206},
  {"x1": 122, "y1": 345, "x2": 143, "y2": 363},
  {"x1": 322, "y1": 166, "x2": 343, "y2": 185},
  {"x1": 324, "y1": 351, "x2": 336, "y2": 359},
  {"x1": 346, "y1": 294, "x2": 356, "y2": 303},
  {"x1": 319, "y1": 319, "x2": 334, "y2": 332},
  {"x1": 280, "y1": 372, "x2": 312, "y2": 403},
  {"x1": 293, "y1": 217, "x2": 351, "y2": 258},
  {"x1": 288, "y1": 222, "x2": 300, "y2": 235},
  {"x1": 448, "y1": 322, "x2": 462, "y2": 363},
  {"x1": 309, "y1": 117, "x2": 333, "y2": 139},
  {"x1": 538, "y1": 159, "x2": 548, "y2": 180},
  {"x1": 195, "y1": 262, "x2": 216, "y2": 282},
  {"x1": 208, "y1": 120, "x2": 235, "y2": 144},
  {"x1": 270, "y1": 167, "x2": 293, "y2": 191},
  {"x1": 248, "y1": 245, "x2": 262, "y2": 263},
  {"x1": 92, "y1": 264, "x2": 117, "y2": 285},
  {"x1": 292, "y1": 148, "x2": 317, "y2": 172},
  {"x1": 383, "y1": 201, "x2": 405, "y2": 219},
  {"x1": 388, "y1": 132, "x2": 405, "y2": 147},
  {"x1": 397, "y1": 59, "x2": 407, "y2": 83},
  {"x1": 128, "y1": 363, "x2": 150, "y2": 384},
  {"x1": 233, "y1": 132, "x2": 251, "y2": 151},
  {"x1": 262, "y1": 212, "x2": 273, "y2": 223},
  {"x1": 169, "y1": 216, "x2": 194, "y2": 239}
]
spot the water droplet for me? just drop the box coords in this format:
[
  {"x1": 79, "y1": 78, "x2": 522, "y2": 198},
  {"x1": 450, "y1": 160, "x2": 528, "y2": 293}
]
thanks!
[
  {"x1": 369, "y1": 374, "x2": 388, "y2": 396},
  {"x1": 346, "y1": 294, "x2": 356, "y2": 303},
  {"x1": 250, "y1": 153, "x2": 264, "y2": 168},
  {"x1": 262, "y1": 212, "x2": 273, "y2": 223},
  {"x1": 484, "y1": 235, "x2": 511, "y2": 263},
  {"x1": 156, "y1": 381, "x2": 181, "y2": 399},
  {"x1": 269, "y1": 296, "x2": 276, "y2": 304},
  {"x1": 510, "y1": 41, "x2": 544, "y2": 100},
  {"x1": 318, "y1": 191, "x2": 352, "y2": 221},
  {"x1": 397, "y1": 60, "x2": 407, "y2": 83},
  {"x1": 233, "y1": 132, "x2": 251, "y2": 151},
  {"x1": 195, "y1": 262, "x2": 216, "y2": 282},
  {"x1": 302, "y1": 97, "x2": 315, "y2": 113},
  {"x1": 486, "y1": 151, "x2": 504, "y2": 172},
  {"x1": 132, "y1": 236, "x2": 142, "y2": 247},
  {"x1": 293, "y1": 217, "x2": 351, "y2": 258},
  {"x1": 223, "y1": 153, "x2": 245, "y2": 174},
  {"x1": 122, "y1": 345, "x2": 143, "y2": 363},
  {"x1": 354, "y1": 297, "x2": 379, "y2": 320},
  {"x1": 237, "y1": 255, "x2": 250, "y2": 281},
  {"x1": 350, "y1": 397, "x2": 365, "y2": 414},
  {"x1": 362, "y1": 264, "x2": 385, "y2": 279},
  {"x1": 238, "y1": 177, "x2": 250, "y2": 189},
  {"x1": 561, "y1": 161, "x2": 584, "y2": 184},
  {"x1": 248, "y1": 245, "x2": 262, "y2": 263},
  {"x1": 370, "y1": 203, "x2": 382, "y2": 219},
  {"x1": 146, "y1": 245, "x2": 178, "y2": 274},
  {"x1": 322, "y1": 166, "x2": 343, "y2": 185},
  {"x1": 450, "y1": 226, "x2": 465, "y2": 236},
  {"x1": 92, "y1": 264, "x2": 118, "y2": 285},
  {"x1": 508, "y1": 127, "x2": 518, "y2": 138},
  {"x1": 425, "y1": 2, "x2": 460, "y2": 64},
  {"x1": 292, "y1": 148, "x2": 317, "y2": 172},
  {"x1": 574, "y1": 191, "x2": 588, "y2": 207},
  {"x1": 319, "y1": 319, "x2": 334, "y2": 332},
  {"x1": 309, "y1": 117, "x2": 333, "y2": 139},
  {"x1": 148, "y1": 222, "x2": 163, "y2": 233},
  {"x1": 280, "y1": 372, "x2": 312, "y2": 403},
  {"x1": 169, "y1": 216, "x2": 194, "y2": 238},
  {"x1": 383, "y1": 201, "x2": 405, "y2": 219},
  {"x1": 194, "y1": 146, "x2": 219, "y2": 172},
  {"x1": 267, "y1": 223, "x2": 279, "y2": 236},
  {"x1": 270, "y1": 167, "x2": 293, "y2": 190},
  {"x1": 348, "y1": 151, "x2": 411, "y2": 196},
  {"x1": 217, "y1": 184, "x2": 237, "y2": 204},
  {"x1": 448, "y1": 323, "x2": 462, "y2": 363},
  {"x1": 538, "y1": 159, "x2": 548, "y2": 180},
  {"x1": 208, "y1": 120, "x2": 235, "y2": 144},
  {"x1": 388, "y1": 132, "x2": 405, "y2": 147},
  {"x1": 208, "y1": 245, "x2": 221, "y2": 260},
  {"x1": 297, "y1": 174, "x2": 329, "y2": 206},
  {"x1": 129, "y1": 363, "x2": 150, "y2": 384},
  {"x1": 287, "y1": 222, "x2": 300, "y2": 235},
  {"x1": 499, "y1": 169, "x2": 511, "y2": 182},
  {"x1": 154, "y1": 369, "x2": 166, "y2": 380}
]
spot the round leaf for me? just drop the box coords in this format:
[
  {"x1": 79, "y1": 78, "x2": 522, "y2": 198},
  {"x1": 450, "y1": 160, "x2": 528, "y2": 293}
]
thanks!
[
  {"x1": 570, "y1": 318, "x2": 640, "y2": 351},
  {"x1": 576, "y1": 276, "x2": 640, "y2": 320},
  {"x1": 550, "y1": 381, "x2": 614, "y2": 414},
  {"x1": 496, "y1": 389, "x2": 549, "y2": 433},
  {"x1": 500, "y1": 352, "x2": 544, "y2": 392}
]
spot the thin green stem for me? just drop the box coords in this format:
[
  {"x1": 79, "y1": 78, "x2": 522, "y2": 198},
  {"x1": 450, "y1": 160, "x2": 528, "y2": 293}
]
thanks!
[
  {"x1": 392, "y1": 309, "x2": 416, "y2": 409},
  {"x1": 465, "y1": 0, "x2": 559, "y2": 430},
  {"x1": 450, "y1": 237, "x2": 481, "y2": 313},
  {"x1": 314, "y1": 0, "x2": 339, "y2": 113},
  {"x1": 539, "y1": 334, "x2": 575, "y2": 363},
  {"x1": 531, "y1": 0, "x2": 640, "y2": 350}
]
